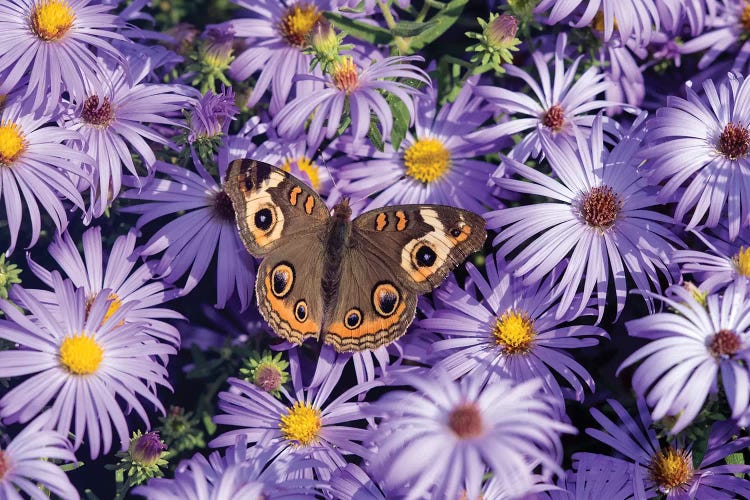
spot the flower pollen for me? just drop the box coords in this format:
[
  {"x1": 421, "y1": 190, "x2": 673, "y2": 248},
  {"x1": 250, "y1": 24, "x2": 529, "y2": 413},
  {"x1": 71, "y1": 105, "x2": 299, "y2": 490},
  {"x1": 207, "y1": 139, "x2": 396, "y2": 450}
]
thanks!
[
  {"x1": 404, "y1": 137, "x2": 451, "y2": 183},
  {"x1": 59, "y1": 333, "x2": 104, "y2": 375},
  {"x1": 542, "y1": 104, "x2": 565, "y2": 131},
  {"x1": 30, "y1": 0, "x2": 76, "y2": 42},
  {"x1": 0, "y1": 121, "x2": 27, "y2": 166},
  {"x1": 648, "y1": 447, "x2": 694, "y2": 493},
  {"x1": 282, "y1": 156, "x2": 321, "y2": 190},
  {"x1": 213, "y1": 190, "x2": 236, "y2": 223},
  {"x1": 734, "y1": 246, "x2": 750, "y2": 278},
  {"x1": 448, "y1": 402, "x2": 484, "y2": 439},
  {"x1": 278, "y1": 3, "x2": 321, "y2": 48},
  {"x1": 580, "y1": 185, "x2": 622, "y2": 230},
  {"x1": 493, "y1": 309, "x2": 536, "y2": 354},
  {"x1": 279, "y1": 401, "x2": 322, "y2": 447},
  {"x1": 718, "y1": 122, "x2": 750, "y2": 160},
  {"x1": 708, "y1": 329, "x2": 742, "y2": 358},
  {"x1": 332, "y1": 57, "x2": 360, "y2": 94},
  {"x1": 0, "y1": 450, "x2": 9, "y2": 480},
  {"x1": 81, "y1": 96, "x2": 115, "y2": 127}
]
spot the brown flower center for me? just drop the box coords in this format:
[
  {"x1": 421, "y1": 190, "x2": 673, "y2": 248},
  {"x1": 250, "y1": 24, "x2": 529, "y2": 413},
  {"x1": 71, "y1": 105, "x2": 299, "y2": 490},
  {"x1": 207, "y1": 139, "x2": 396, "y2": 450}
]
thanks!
[
  {"x1": 580, "y1": 185, "x2": 622, "y2": 230},
  {"x1": 708, "y1": 329, "x2": 742, "y2": 358},
  {"x1": 741, "y1": 5, "x2": 750, "y2": 32},
  {"x1": 648, "y1": 447, "x2": 693, "y2": 493},
  {"x1": 331, "y1": 57, "x2": 359, "y2": 94},
  {"x1": 81, "y1": 96, "x2": 115, "y2": 127},
  {"x1": 717, "y1": 122, "x2": 750, "y2": 160},
  {"x1": 448, "y1": 402, "x2": 484, "y2": 439},
  {"x1": 0, "y1": 450, "x2": 9, "y2": 480},
  {"x1": 542, "y1": 104, "x2": 565, "y2": 131},
  {"x1": 212, "y1": 190, "x2": 235, "y2": 222},
  {"x1": 277, "y1": 3, "x2": 321, "y2": 48}
]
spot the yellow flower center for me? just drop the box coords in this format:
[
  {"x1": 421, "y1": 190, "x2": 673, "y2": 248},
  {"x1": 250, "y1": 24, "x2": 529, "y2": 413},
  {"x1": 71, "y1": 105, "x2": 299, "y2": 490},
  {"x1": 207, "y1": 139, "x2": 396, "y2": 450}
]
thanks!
[
  {"x1": 331, "y1": 57, "x2": 360, "y2": 94},
  {"x1": 59, "y1": 333, "x2": 104, "y2": 375},
  {"x1": 281, "y1": 156, "x2": 321, "y2": 190},
  {"x1": 85, "y1": 292, "x2": 124, "y2": 326},
  {"x1": 648, "y1": 447, "x2": 694, "y2": 493},
  {"x1": 0, "y1": 121, "x2": 27, "y2": 166},
  {"x1": 734, "y1": 246, "x2": 750, "y2": 278},
  {"x1": 29, "y1": 0, "x2": 76, "y2": 42},
  {"x1": 278, "y1": 3, "x2": 321, "y2": 48},
  {"x1": 592, "y1": 11, "x2": 619, "y2": 33},
  {"x1": 403, "y1": 137, "x2": 451, "y2": 183},
  {"x1": 279, "y1": 401, "x2": 322, "y2": 447},
  {"x1": 741, "y1": 5, "x2": 750, "y2": 32},
  {"x1": 492, "y1": 309, "x2": 536, "y2": 354}
]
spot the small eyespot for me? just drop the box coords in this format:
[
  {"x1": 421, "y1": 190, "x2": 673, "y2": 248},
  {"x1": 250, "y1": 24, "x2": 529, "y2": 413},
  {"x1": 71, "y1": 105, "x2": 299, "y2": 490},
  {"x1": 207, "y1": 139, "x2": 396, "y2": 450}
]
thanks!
[
  {"x1": 450, "y1": 228, "x2": 462, "y2": 237},
  {"x1": 415, "y1": 244, "x2": 437, "y2": 267},
  {"x1": 254, "y1": 208, "x2": 274, "y2": 230},
  {"x1": 344, "y1": 308, "x2": 362, "y2": 329},
  {"x1": 373, "y1": 282, "x2": 400, "y2": 317},
  {"x1": 270, "y1": 263, "x2": 294, "y2": 298},
  {"x1": 243, "y1": 176, "x2": 253, "y2": 191},
  {"x1": 294, "y1": 300, "x2": 307, "y2": 322}
]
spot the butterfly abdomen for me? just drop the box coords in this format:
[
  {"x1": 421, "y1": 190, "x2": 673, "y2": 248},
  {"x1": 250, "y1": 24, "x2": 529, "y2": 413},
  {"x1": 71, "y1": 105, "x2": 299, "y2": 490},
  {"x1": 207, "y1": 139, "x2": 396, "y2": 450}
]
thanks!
[{"x1": 321, "y1": 201, "x2": 353, "y2": 315}]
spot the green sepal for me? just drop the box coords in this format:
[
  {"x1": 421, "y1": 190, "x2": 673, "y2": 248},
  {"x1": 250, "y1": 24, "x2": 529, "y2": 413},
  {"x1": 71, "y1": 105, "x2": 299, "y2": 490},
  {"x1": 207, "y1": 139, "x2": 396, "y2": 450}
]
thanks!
[{"x1": 323, "y1": 12, "x2": 392, "y2": 45}]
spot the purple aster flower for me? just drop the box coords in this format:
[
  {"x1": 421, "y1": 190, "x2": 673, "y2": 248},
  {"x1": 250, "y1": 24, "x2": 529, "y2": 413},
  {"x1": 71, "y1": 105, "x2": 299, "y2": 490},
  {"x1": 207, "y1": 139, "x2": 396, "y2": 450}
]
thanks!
[
  {"x1": 273, "y1": 55, "x2": 429, "y2": 147},
  {"x1": 680, "y1": 1, "x2": 750, "y2": 72},
  {"x1": 0, "y1": 96, "x2": 90, "y2": 254},
  {"x1": 367, "y1": 369, "x2": 574, "y2": 499},
  {"x1": 187, "y1": 87, "x2": 239, "y2": 145},
  {"x1": 330, "y1": 464, "x2": 388, "y2": 500},
  {"x1": 471, "y1": 34, "x2": 614, "y2": 161},
  {"x1": 580, "y1": 398, "x2": 750, "y2": 498},
  {"x1": 25, "y1": 226, "x2": 182, "y2": 346},
  {"x1": 328, "y1": 76, "x2": 497, "y2": 214},
  {"x1": 121, "y1": 159, "x2": 256, "y2": 310},
  {"x1": 535, "y1": 0, "x2": 659, "y2": 46},
  {"x1": 419, "y1": 252, "x2": 608, "y2": 409},
  {"x1": 133, "y1": 434, "x2": 321, "y2": 499},
  {"x1": 0, "y1": 0, "x2": 126, "y2": 113},
  {"x1": 641, "y1": 73, "x2": 750, "y2": 241},
  {"x1": 60, "y1": 53, "x2": 194, "y2": 218},
  {"x1": 0, "y1": 273, "x2": 174, "y2": 458},
  {"x1": 209, "y1": 349, "x2": 377, "y2": 480},
  {"x1": 673, "y1": 224, "x2": 750, "y2": 292},
  {"x1": 229, "y1": 0, "x2": 330, "y2": 113},
  {"x1": 656, "y1": 0, "x2": 719, "y2": 36},
  {"x1": 619, "y1": 282, "x2": 750, "y2": 433},
  {"x1": 489, "y1": 114, "x2": 681, "y2": 321},
  {"x1": 0, "y1": 412, "x2": 78, "y2": 500},
  {"x1": 596, "y1": 38, "x2": 647, "y2": 113},
  {"x1": 546, "y1": 453, "x2": 641, "y2": 500}
]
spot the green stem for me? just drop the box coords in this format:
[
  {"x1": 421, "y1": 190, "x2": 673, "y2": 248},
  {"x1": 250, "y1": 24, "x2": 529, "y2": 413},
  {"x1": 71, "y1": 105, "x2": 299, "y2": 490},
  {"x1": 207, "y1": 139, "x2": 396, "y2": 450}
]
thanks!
[
  {"x1": 415, "y1": 2, "x2": 430, "y2": 22},
  {"x1": 377, "y1": 0, "x2": 410, "y2": 54}
]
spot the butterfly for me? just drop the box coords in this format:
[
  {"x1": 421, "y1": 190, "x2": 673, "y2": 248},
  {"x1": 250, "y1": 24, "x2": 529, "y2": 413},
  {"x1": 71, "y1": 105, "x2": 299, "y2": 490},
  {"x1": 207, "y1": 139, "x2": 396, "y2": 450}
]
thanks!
[{"x1": 223, "y1": 159, "x2": 487, "y2": 352}]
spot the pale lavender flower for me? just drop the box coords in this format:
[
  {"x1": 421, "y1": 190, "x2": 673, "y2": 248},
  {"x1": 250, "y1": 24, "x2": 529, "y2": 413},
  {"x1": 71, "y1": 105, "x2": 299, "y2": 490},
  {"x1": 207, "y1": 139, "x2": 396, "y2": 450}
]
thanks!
[
  {"x1": 655, "y1": 0, "x2": 719, "y2": 36},
  {"x1": 0, "y1": 412, "x2": 78, "y2": 500},
  {"x1": 619, "y1": 283, "x2": 750, "y2": 433},
  {"x1": 0, "y1": 273, "x2": 174, "y2": 458},
  {"x1": 367, "y1": 369, "x2": 574, "y2": 499},
  {"x1": 641, "y1": 73, "x2": 750, "y2": 240},
  {"x1": 680, "y1": 0, "x2": 750, "y2": 72},
  {"x1": 0, "y1": 0, "x2": 126, "y2": 112},
  {"x1": 273, "y1": 55, "x2": 429, "y2": 147},
  {"x1": 489, "y1": 114, "x2": 681, "y2": 321}
]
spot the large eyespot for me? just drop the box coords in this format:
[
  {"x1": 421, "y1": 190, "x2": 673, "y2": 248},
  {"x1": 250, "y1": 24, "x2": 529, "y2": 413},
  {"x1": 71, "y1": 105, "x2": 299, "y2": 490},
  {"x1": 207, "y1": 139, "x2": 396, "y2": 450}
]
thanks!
[
  {"x1": 344, "y1": 308, "x2": 362, "y2": 330},
  {"x1": 270, "y1": 263, "x2": 294, "y2": 298},
  {"x1": 372, "y1": 282, "x2": 400, "y2": 318},
  {"x1": 414, "y1": 244, "x2": 437, "y2": 268},
  {"x1": 254, "y1": 207, "x2": 274, "y2": 231},
  {"x1": 294, "y1": 300, "x2": 308, "y2": 322}
]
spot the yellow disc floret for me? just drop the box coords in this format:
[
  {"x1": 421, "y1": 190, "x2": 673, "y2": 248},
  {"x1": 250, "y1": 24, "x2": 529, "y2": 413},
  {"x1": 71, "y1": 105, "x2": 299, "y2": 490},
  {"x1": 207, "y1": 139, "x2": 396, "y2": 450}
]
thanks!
[
  {"x1": 59, "y1": 333, "x2": 104, "y2": 375},
  {"x1": 492, "y1": 309, "x2": 536, "y2": 354},
  {"x1": 281, "y1": 156, "x2": 321, "y2": 190},
  {"x1": 279, "y1": 401, "x2": 322, "y2": 447},
  {"x1": 403, "y1": 137, "x2": 451, "y2": 183},
  {"x1": 648, "y1": 447, "x2": 693, "y2": 493},
  {"x1": 331, "y1": 56, "x2": 359, "y2": 94},
  {"x1": 278, "y1": 3, "x2": 321, "y2": 48},
  {"x1": 734, "y1": 246, "x2": 750, "y2": 278},
  {"x1": 0, "y1": 121, "x2": 27, "y2": 166},
  {"x1": 30, "y1": 0, "x2": 76, "y2": 42}
]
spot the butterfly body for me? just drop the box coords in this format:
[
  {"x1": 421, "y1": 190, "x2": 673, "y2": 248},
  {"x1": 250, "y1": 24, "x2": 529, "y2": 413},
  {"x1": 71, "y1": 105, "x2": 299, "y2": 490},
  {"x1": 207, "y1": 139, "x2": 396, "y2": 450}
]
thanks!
[{"x1": 224, "y1": 159, "x2": 487, "y2": 352}]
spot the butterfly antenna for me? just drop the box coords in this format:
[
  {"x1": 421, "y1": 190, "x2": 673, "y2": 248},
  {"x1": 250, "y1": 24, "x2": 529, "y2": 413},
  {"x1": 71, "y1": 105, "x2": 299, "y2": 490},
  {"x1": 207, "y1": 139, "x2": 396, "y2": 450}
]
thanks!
[{"x1": 319, "y1": 153, "x2": 339, "y2": 192}]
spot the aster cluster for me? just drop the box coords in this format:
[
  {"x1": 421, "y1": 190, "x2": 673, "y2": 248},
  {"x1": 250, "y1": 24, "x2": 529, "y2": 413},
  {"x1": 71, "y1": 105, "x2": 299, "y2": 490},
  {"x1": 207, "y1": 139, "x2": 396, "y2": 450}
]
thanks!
[{"x1": 0, "y1": 0, "x2": 750, "y2": 499}]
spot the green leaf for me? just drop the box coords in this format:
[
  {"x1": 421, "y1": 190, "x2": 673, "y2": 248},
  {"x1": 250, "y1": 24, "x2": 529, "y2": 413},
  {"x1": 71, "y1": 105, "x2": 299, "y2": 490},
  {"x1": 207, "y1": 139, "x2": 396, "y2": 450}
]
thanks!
[
  {"x1": 324, "y1": 12, "x2": 392, "y2": 45},
  {"x1": 408, "y1": 0, "x2": 469, "y2": 52},
  {"x1": 368, "y1": 114, "x2": 385, "y2": 152},
  {"x1": 59, "y1": 461, "x2": 85, "y2": 472},
  {"x1": 387, "y1": 94, "x2": 410, "y2": 150},
  {"x1": 391, "y1": 19, "x2": 439, "y2": 38},
  {"x1": 725, "y1": 452, "x2": 746, "y2": 465}
]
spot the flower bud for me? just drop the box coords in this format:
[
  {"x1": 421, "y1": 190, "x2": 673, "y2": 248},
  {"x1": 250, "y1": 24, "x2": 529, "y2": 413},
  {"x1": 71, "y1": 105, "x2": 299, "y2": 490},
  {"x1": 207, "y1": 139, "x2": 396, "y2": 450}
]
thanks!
[{"x1": 129, "y1": 431, "x2": 167, "y2": 467}]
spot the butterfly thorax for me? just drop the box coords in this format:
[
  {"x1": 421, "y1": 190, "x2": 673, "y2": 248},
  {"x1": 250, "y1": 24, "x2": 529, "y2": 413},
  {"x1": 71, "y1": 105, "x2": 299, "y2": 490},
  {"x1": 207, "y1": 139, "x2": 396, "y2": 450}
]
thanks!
[{"x1": 321, "y1": 199, "x2": 353, "y2": 314}]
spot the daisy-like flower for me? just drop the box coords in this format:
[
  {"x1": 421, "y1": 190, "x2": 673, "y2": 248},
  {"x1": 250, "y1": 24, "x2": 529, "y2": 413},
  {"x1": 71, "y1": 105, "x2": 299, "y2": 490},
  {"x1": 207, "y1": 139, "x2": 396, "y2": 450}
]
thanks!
[
  {"x1": 0, "y1": 412, "x2": 78, "y2": 500},
  {"x1": 61, "y1": 53, "x2": 194, "y2": 218},
  {"x1": 121, "y1": 159, "x2": 256, "y2": 310},
  {"x1": 489, "y1": 114, "x2": 681, "y2": 321},
  {"x1": 641, "y1": 73, "x2": 750, "y2": 240},
  {"x1": 0, "y1": 96, "x2": 90, "y2": 254},
  {"x1": 252, "y1": 133, "x2": 334, "y2": 195},
  {"x1": 579, "y1": 398, "x2": 750, "y2": 498},
  {"x1": 619, "y1": 282, "x2": 750, "y2": 433},
  {"x1": 471, "y1": 34, "x2": 614, "y2": 162},
  {"x1": 679, "y1": 0, "x2": 750, "y2": 72},
  {"x1": 133, "y1": 434, "x2": 321, "y2": 499},
  {"x1": 673, "y1": 224, "x2": 750, "y2": 292},
  {"x1": 25, "y1": 226, "x2": 182, "y2": 346},
  {"x1": 0, "y1": 274, "x2": 175, "y2": 458},
  {"x1": 535, "y1": 0, "x2": 659, "y2": 46},
  {"x1": 209, "y1": 349, "x2": 377, "y2": 480},
  {"x1": 420, "y1": 253, "x2": 608, "y2": 409},
  {"x1": 367, "y1": 369, "x2": 574, "y2": 499},
  {"x1": 0, "y1": 0, "x2": 126, "y2": 112},
  {"x1": 229, "y1": 0, "x2": 330, "y2": 113},
  {"x1": 273, "y1": 55, "x2": 429, "y2": 147},
  {"x1": 331, "y1": 76, "x2": 497, "y2": 214}
]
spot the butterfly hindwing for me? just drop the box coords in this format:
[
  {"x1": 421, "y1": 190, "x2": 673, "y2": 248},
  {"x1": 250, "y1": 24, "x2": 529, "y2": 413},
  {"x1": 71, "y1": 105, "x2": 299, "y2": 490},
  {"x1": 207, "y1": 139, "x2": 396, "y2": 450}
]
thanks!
[{"x1": 224, "y1": 159, "x2": 330, "y2": 257}]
